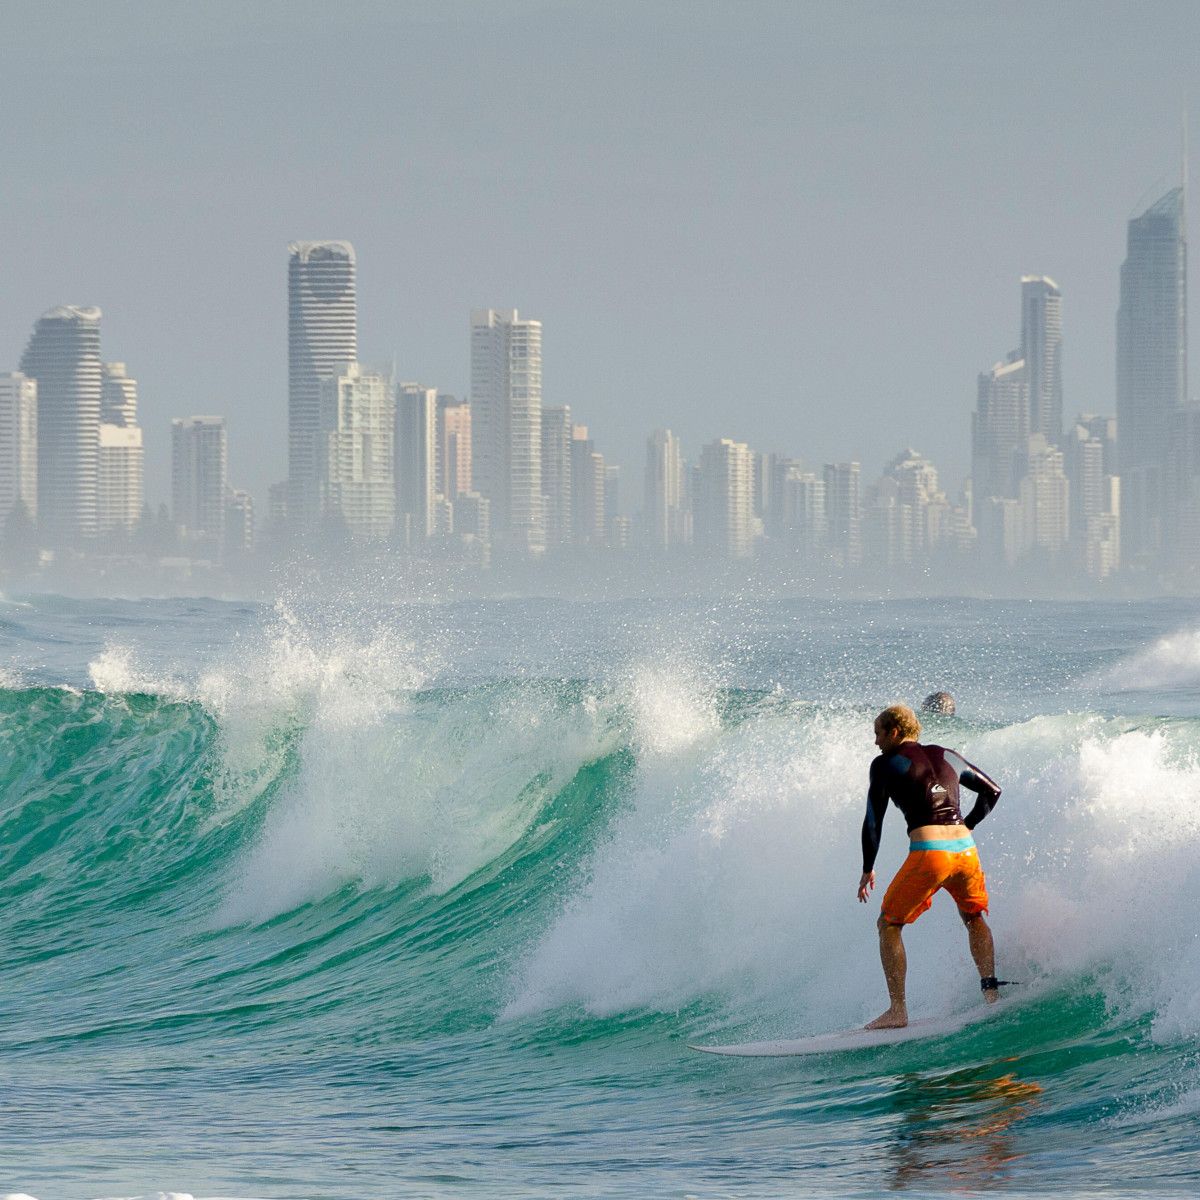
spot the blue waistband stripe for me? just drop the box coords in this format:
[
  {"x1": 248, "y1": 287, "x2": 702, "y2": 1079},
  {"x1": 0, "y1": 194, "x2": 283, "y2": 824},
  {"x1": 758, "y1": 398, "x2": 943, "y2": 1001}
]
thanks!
[{"x1": 909, "y1": 835, "x2": 975, "y2": 852}]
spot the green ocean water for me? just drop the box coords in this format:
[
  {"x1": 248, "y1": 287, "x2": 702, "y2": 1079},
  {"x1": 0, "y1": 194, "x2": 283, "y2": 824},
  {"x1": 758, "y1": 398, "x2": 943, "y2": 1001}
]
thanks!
[{"x1": 1, "y1": 594, "x2": 1199, "y2": 1198}]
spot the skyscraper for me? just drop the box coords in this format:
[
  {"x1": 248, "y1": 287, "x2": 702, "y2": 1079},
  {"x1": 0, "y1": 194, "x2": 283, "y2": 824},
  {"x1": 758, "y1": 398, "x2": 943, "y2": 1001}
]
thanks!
[
  {"x1": 570, "y1": 424, "x2": 606, "y2": 546},
  {"x1": 1021, "y1": 276, "x2": 1063, "y2": 444},
  {"x1": 696, "y1": 438, "x2": 754, "y2": 559},
  {"x1": 1018, "y1": 435, "x2": 1070, "y2": 558},
  {"x1": 470, "y1": 309, "x2": 544, "y2": 555},
  {"x1": 172, "y1": 416, "x2": 228, "y2": 557},
  {"x1": 0, "y1": 373, "x2": 37, "y2": 526},
  {"x1": 19, "y1": 306, "x2": 103, "y2": 545},
  {"x1": 1116, "y1": 187, "x2": 1186, "y2": 566},
  {"x1": 319, "y1": 364, "x2": 394, "y2": 542},
  {"x1": 288, "y1": 241, "x2": 357, "y2": 525},
  {"x1": 1066, "y1": 415, "x2": 1119, "y2": 573},
  {"x1": 644, "y1": 428, "x2": 686, "y2": 550},
  {"x1": 972, "y1": 354, "x2": 1029, "y2": 502},
  {"x1": 823, "y1": 461, "x2": 862, "y2": 566},
  {"x1": 97, "y1": 363, "x2": 144, "y2": 538},
  {"x1": 436, "y1": 396, "x2": 472, "y2": 498},
  {"x1": 541, "y1": 405, "x2": 572, "y2": 550},
  {"x1": 396, "y1": 383, "x2": 437, "y2": 540}
]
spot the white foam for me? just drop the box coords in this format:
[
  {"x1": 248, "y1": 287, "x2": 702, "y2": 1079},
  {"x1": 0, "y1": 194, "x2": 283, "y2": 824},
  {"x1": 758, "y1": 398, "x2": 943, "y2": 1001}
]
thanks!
[
  {"x1": 504, "y1": 688, "x2": 1200, "y2": 1046},
  {"x1": 87, "y1": 642, "x2": 187, "y2": 699},
  {"x1": 1097, "y1": 626, "x2": 1200, "y2": 691},
  {"x1": 213, "y1": 604, "x2": 622, "y2": 924}
]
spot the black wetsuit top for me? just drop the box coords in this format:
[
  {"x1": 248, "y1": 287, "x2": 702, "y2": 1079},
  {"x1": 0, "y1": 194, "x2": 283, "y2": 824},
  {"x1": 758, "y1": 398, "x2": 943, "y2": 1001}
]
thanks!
[{"x1": 861, "y1": 742, "x2": 1001, "y2": 873}]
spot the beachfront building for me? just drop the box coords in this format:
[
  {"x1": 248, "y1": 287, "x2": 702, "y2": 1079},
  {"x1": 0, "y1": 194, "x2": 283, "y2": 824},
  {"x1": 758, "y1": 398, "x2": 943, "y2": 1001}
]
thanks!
[
  {"x1": 319, "y1": 364, "x2": 394, "y2": 542},
  {"x1": 823, "y1": 461, "x2": 862, "y2": 567},
  {"x1": 470, "y1": 309, "x2": 544, "y2": 556},
  {"x1": 0, "y1": 373, "x2": 38, "y2": 528},
  {"x1": 97, "y1": 363, "x2": 144, "y2": 538},
  {"x1": 436, "y1": 395, "x2": 472, "y2": 498},
  {"x1": 1117, "y1": 188, "x2": 1186, "y2": 568},
  {"x1": 172, "y1": 416, "x2": 228, "y2": 557},
  {"x1": 19, "y1": 306, "x2": 103, "y2": 546},
  {"x1": 1021, "y1": 276, "x2": 1064, "y2": 445},
  {"x1": 644, "y1": 428, "x2": 687, "y2": 550},
  {"x1": 288, "y1": 241, "x2": 357, "y2": 527},
  {"x1": 396, "y1": 383, "x2": 437, "y2": 541},
  {"x1": 972, "y1": 353, "x2": 1029, "y2": 504},
  {"x1": 541, "y1": 405, "x2": 573, "y2": 551},
  {"x1": 695, "y1": 438, "x2": 754, "y2": 559}
]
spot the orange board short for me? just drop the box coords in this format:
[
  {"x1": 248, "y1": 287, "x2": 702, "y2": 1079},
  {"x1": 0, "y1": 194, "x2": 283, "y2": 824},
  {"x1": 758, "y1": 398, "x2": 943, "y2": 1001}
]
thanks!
[{"x1": 880, "y1": 842, "x2": 989, "y2": 926}]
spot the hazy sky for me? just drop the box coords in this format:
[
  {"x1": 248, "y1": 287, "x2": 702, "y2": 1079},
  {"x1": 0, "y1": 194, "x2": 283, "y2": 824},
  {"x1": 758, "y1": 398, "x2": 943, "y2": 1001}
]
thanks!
[{"x1": 3, "y1": 0, "x2": 1199, "y2": 508}]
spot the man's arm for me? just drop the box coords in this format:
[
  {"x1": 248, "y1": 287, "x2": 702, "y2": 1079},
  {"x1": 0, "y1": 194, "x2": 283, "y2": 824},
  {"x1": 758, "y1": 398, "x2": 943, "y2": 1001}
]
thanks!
[
  {"x1": 948, "y1": 749, "x2": 1002, "y2": 829},
  {"x1": 861, "y1": 757, "x2": 889, "y2": 874}
]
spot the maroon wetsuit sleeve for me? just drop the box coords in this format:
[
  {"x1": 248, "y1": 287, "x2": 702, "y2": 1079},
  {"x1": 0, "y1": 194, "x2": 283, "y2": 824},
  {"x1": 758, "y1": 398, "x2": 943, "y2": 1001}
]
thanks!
[
  {"x1": 947, "y1": 750, "x2": 1001, "y2": 829},
  {"x1": 861, "y1": 757, "x2": 890, "y2": 874}
]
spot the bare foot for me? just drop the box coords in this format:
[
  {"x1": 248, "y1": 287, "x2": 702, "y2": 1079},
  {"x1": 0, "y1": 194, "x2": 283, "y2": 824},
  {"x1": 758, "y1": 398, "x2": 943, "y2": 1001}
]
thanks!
[
  {"x1": 865, "y1": 1006, "x2": 909, "y2": 1030},
  {"x1": 983, "y1": 987, "x2": 999, "y2": 1005}
]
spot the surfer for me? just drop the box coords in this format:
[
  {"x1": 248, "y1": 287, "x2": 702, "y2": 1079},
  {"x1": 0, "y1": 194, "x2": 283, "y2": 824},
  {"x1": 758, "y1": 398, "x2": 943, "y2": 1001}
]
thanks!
[{"x1": 856, "y1": 703, "x2": 1002, "y2": 1030}]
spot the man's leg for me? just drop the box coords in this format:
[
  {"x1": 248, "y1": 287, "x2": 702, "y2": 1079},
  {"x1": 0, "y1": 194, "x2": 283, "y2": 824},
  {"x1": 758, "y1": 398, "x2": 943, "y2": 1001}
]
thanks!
[
  {"x1": 960, "y1": 910, "x2": 998, "y2": 1003},
  {"x1": 866, "y1": 915, "x2": 909, "y2": 1029}
]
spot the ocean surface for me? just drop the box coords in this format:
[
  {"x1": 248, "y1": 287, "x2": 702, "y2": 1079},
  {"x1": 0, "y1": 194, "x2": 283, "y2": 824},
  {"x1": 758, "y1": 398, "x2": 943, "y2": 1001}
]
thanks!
[{"x1": 1, "y1": 590, "x2": 1199, "y2": 1199}]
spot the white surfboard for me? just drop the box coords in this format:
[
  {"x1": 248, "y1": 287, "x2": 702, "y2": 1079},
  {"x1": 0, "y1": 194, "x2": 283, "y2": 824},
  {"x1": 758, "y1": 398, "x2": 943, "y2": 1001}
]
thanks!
[{"x1": 689, "y1": 1004, "x2": 998, "y2": 1057}]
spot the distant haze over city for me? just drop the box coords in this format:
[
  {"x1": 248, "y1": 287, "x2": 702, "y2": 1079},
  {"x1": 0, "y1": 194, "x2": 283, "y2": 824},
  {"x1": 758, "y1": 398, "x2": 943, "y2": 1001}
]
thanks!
[{"x1": 4, "y1": 0, "x2": 1200, "y2": 511}]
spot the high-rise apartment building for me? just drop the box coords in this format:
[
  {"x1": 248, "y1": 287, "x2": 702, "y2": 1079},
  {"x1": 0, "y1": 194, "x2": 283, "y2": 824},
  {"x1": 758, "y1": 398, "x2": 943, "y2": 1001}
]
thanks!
[
  {"x1": 972, "y1": 354, "x2": 1029, "y2": 502},
  {"x1": 20, "y1": 306, "x2": 103, "y2": 545},
  {"x1": 225, "y1": 488, "x2": 255, "y2": 557},
  {"x1": 436, "y1": 396, "x2": 472, "y2": 497},
  {"x1": 1018, "y1": 435, "x2": 1070, "y2": 557},
  {"x1": 644, "y1": 428, "x2": 686, "y2": 549},
  {"x1": 1021, "y1": 277, "x2": 1063, "y2": 444},
  {"x1": 172, "y1": 416, "x2": 228, "y2": 557},
  {"x1": 319, "y1": 364, "x2": 393, "y2": 542},
  {"x1": 823, "y1": 461, "x2": 862, "y2": 566},
  {"x1": 696, "y1": 438, "x2": 754, "y2": 559},
  {"x1": 1066, "y1": 415, "x2": 1119, "y2": 575},
  {"x1": 541, "y1": 405, "x2": 572, "y2": 550},
  {"x1": 604, "y1": 465, "x2": 621, "y2": 540},
  {"x1": 470, "y1": 309, "x2": 544, "y2": 555},
  {"x1": 97, "y1": 363, "x2": 144, "y2": 537},
  {"x1": 0, "y1": 373, "x2": 37, "y2": 527},
  {"x1": 778, "y1": 465, "x2": 826, "y2": 555},
  {"x1": 1117, "y1": 188, "x2": 1186, "y2": 567},
  {"x1": 396, "y1": 383, "x2": 437, "y2": 540},
  {"x1": 288, "y1": 242, "x2": 357, "y2": 526},
  {"x1": 570, "y1": 425, "x2": 606, "y2": 546},
  {"x1": 864, "y1": 449, "x2": 950, "y2": 567}
]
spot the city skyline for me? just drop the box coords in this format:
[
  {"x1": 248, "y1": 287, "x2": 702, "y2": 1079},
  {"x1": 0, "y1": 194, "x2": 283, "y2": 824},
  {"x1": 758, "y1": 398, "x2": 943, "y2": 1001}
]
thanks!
[
  {"x1": 4, "y1": 2, "x2": 1200, "y2": 509},
  {"x1": 0, "y1": 185, "x2": 1189, "y2": 588}
]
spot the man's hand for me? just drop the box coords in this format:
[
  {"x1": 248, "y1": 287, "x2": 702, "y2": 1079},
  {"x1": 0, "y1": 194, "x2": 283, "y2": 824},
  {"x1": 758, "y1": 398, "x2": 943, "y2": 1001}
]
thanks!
[{"x1": 857, "y1": 871, "x2": 875, "y2": 903}]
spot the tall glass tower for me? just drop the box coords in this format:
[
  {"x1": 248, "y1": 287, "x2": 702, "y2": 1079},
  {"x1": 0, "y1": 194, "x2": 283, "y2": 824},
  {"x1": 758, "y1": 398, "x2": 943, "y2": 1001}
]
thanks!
[
  {"x1": 1021, "y1": 276, "x2": 1063, "y2": 445},
  {"x1": 288, "y1": 241, "x2": 357, "y2": 525},
  {"x1": 1117, "y1": 188, "x2": 1186, "y2": 567},
  {"x1": 19, "y1": 306, "x2": 103, "y2": 546}
]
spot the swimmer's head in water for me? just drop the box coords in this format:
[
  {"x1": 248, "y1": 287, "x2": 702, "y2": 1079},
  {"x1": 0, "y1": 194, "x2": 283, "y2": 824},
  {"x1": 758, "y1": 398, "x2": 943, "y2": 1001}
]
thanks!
[{"x1": 921, "y1": 691, "x2": 956, "y2": 716}]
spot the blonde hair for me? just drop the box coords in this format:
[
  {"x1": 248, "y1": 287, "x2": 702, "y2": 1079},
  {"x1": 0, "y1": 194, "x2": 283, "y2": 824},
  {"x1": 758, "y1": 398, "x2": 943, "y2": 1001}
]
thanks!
[{"x1": 876, "y1": 704, "x2": 922, "y2": 740}]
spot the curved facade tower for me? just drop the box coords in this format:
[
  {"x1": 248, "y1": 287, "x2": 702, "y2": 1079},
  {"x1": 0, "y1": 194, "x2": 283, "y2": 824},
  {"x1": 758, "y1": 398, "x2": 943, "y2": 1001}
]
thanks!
[
  {"x1": 288, "y1": 241, "x2": 357, "y2": 524},
  {"x1": 20, "y1": 306, "x2": 103, "y2": 546},
  {"x1": 1117, "y1": 188, "x2": 1186, "y2": 567}
]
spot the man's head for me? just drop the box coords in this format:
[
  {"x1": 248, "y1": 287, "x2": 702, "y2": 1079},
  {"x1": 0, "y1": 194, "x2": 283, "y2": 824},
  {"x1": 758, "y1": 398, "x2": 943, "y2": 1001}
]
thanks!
[
  {"x1": 874, "y1": 704, "x2": 922, "y2": 752},
  {"x1": 921, "y1": 691, "x2": 956, "y2": 716}
]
